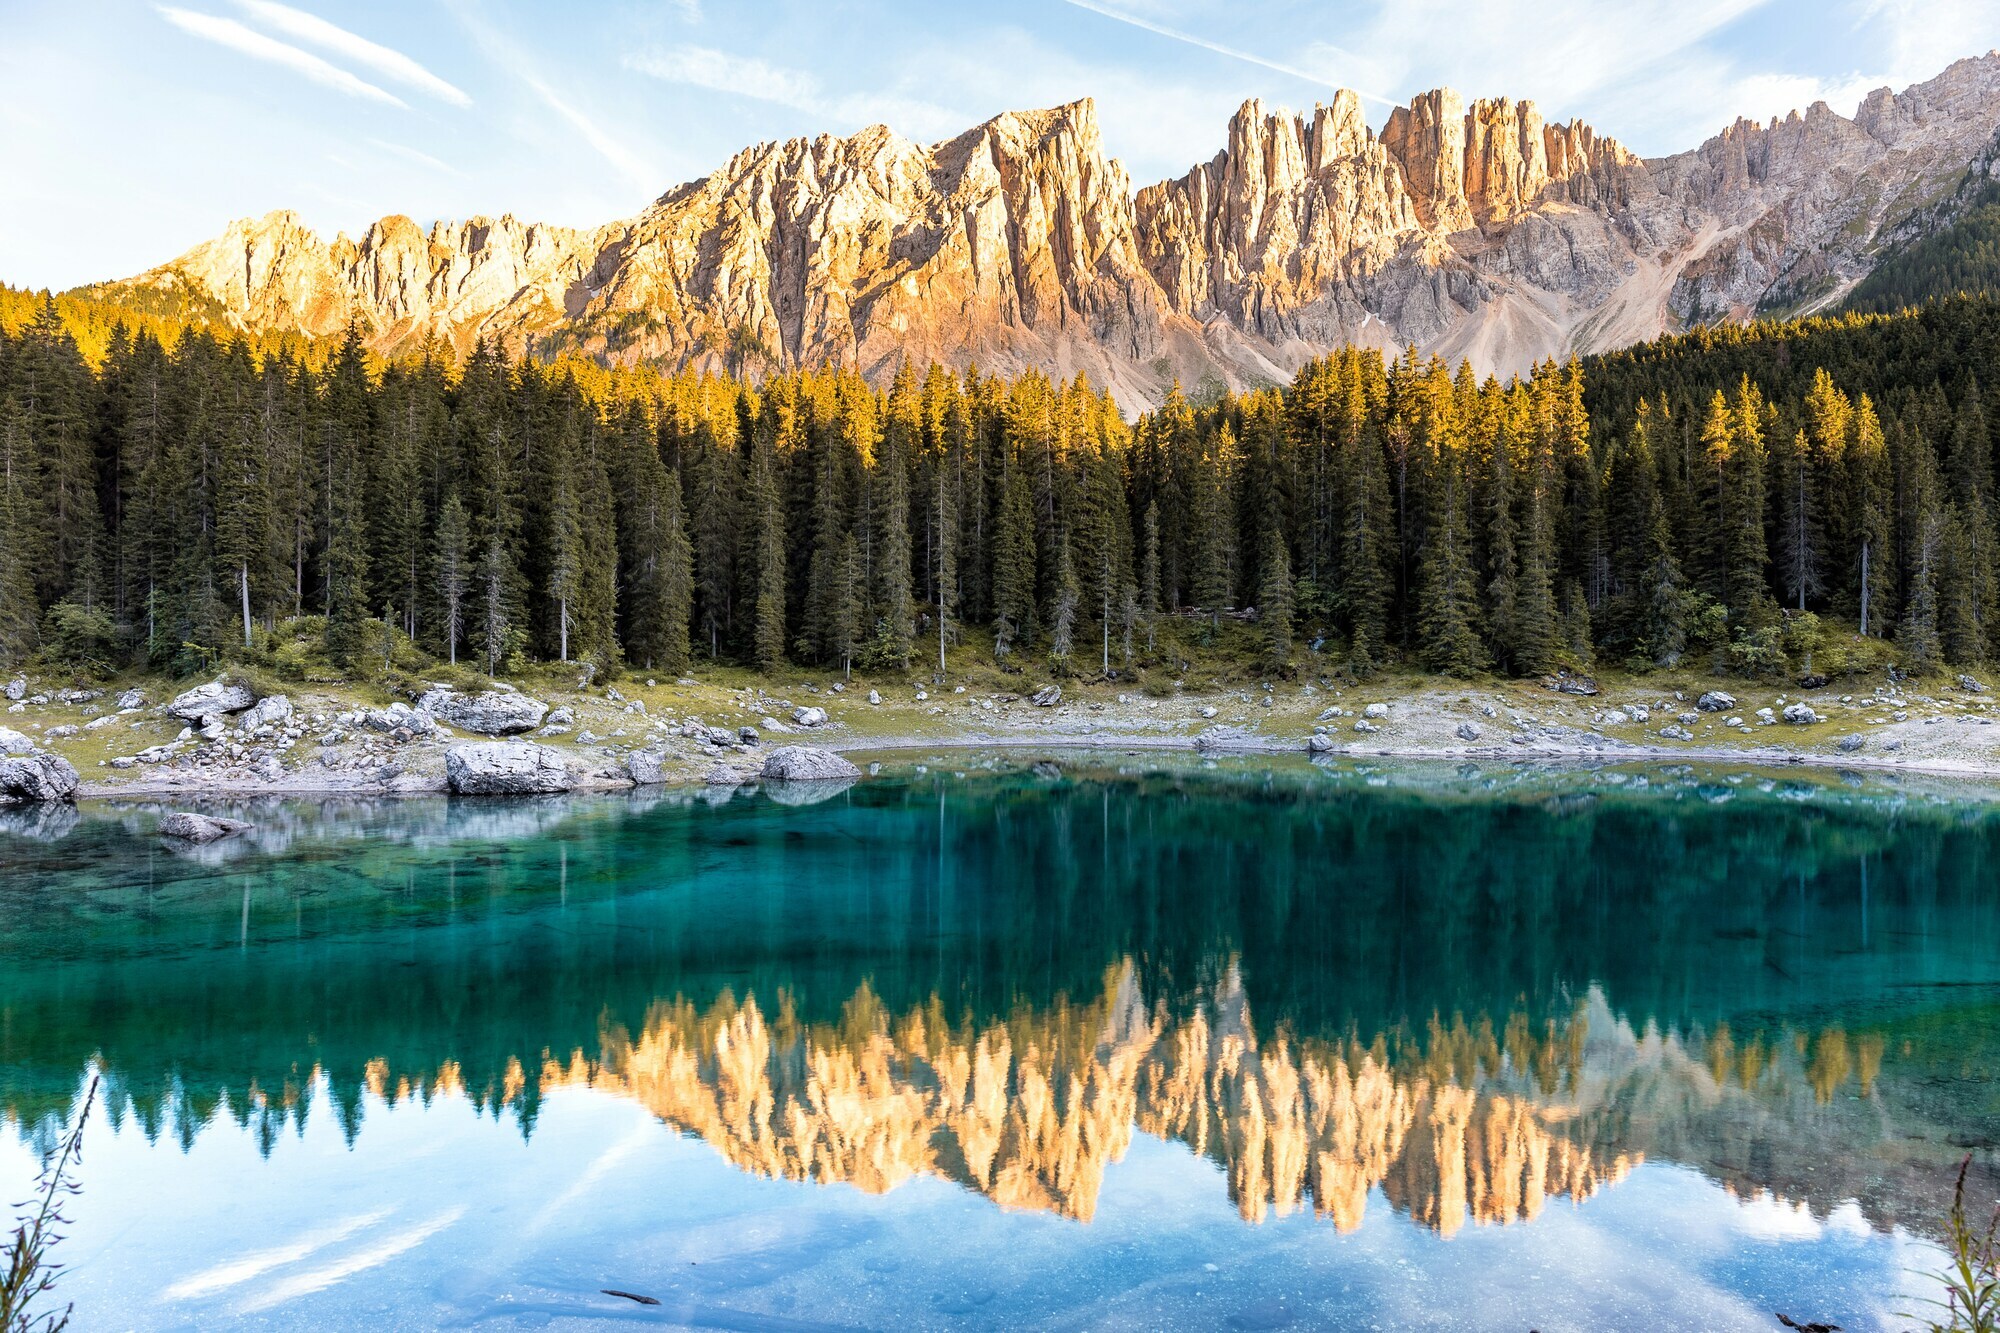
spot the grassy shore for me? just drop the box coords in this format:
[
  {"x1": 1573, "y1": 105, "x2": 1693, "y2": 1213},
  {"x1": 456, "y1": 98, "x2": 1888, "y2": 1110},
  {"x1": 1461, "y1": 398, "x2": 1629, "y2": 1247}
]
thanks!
[{"x1": 8, "y1": 631, "x2": 2000, "y2": 799}]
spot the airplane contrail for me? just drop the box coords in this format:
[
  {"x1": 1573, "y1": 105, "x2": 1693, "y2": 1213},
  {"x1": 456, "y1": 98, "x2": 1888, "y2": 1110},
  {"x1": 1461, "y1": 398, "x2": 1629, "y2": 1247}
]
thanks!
[{"x1": 1058, "y1": 0, "x2": 1399, "y2": 107}]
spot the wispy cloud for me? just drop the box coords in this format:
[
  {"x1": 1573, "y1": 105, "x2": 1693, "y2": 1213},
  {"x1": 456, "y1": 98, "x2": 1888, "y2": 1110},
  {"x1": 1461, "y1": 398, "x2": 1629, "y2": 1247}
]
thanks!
[
  {"x1": 1057, "y1": 0, "x2": 1396, "y2": 106},
  {"x1": 630, "y1": 47, "x2": 819, "y2": 110},
  {"x1": 668, "y1": 0, "x2": 702, "y2": 19},
  {"x1": 366, "y1": 137, "x2": 462, "y2": 176},
  {"x1": 156, "y1": 6, "x2": 407, "y2": 107},
  {"x1": 626, "y1": 45, "x2": 964, "y2": 140},
  {"x1": 445, "y1": 0, "x2": 659, "y2": 192},
  {"x1": 234, "y1": 1, "x2": 472, "y2": 107}
]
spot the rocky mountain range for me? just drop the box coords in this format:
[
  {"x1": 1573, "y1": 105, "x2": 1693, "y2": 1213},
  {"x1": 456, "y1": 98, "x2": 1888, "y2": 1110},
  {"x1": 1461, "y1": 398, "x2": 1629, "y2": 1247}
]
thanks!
[{"x1": 78, "y1": 50, "x2": 2000, "y2": 406}]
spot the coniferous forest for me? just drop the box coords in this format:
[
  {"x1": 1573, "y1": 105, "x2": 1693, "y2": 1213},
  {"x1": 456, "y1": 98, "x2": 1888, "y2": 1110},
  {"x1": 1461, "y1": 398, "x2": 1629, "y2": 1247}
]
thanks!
[{"x1": 1, "y1": 288, "x2": 1998, "y2": 686}]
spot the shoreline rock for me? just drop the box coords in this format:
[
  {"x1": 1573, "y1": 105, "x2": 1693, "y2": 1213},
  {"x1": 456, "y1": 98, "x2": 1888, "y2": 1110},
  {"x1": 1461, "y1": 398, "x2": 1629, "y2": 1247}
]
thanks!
[
  {"x1": 158, "y1": 811, "x2": 253, "y2": 843},
  {"x1": 761, "y1": 746, "x2": 861, "y2": 781},
  {"x1": 444, "y1": 741, "x2": 572, "y2": 795},
  {"x1": 0, "y1": 753, "x2": 81, "y2": 805}
]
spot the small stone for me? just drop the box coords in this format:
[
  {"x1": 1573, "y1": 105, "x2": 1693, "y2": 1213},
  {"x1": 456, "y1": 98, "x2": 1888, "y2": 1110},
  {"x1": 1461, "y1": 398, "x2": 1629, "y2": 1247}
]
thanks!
[
  {"x1": 791, "y1": 706, "x2": 829, "y2": 728},
  {"x1": 1363, "y1": 703, "x2": 1389, "y2": 719},
  {"x1": 1456, "y1": 722, "x2": 1481, "y2": 742},
  {"x1": 1697, "y1": 691, "x2": 1736, "y2": 713},
  {"x1": 1782, "y1": 703, "x2": 1820, "y2": 725},
  {"x1": 1031, "y1": 685, "x2": 1062, "y2": 707}
]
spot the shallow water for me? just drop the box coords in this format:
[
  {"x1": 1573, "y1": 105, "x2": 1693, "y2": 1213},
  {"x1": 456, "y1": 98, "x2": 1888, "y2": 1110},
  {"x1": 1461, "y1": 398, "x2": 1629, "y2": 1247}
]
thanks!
[{"x1": 2, "y1": 754, "x2": 1996, "y2": 1330}]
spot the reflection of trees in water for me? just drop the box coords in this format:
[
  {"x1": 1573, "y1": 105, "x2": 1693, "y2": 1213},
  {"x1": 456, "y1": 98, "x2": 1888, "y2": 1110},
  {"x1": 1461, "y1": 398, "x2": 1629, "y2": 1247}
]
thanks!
[
  {"x1": 19, "y1": 962, "x2": 1933, "y2": 1237},
  {"x1": 6, "y1": 767, "x2": 2000, "y2": 1230}
]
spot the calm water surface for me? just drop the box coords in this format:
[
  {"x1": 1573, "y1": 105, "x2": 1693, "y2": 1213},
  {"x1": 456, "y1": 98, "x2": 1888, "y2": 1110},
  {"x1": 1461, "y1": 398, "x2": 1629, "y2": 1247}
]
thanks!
[{"x1": 3, "y1": 753, "x2": 1997, "y2": 1330}]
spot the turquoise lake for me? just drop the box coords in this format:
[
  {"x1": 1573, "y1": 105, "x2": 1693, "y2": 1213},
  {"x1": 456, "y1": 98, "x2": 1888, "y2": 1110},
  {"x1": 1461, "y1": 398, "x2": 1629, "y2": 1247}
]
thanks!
[{"x1": 2, "y1": 753, "x2": 1997, "y2": 1330}]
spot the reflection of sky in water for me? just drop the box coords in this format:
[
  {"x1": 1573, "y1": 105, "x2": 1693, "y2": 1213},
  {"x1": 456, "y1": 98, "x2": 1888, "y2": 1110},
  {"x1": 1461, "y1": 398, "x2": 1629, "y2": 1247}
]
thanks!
[
  {"x1": 1, "y1": 1080, "x2": 1936, "y2": 1331},
  {"x1": 5, "y1": 758, "x2": 1999, "y2": 1328}
]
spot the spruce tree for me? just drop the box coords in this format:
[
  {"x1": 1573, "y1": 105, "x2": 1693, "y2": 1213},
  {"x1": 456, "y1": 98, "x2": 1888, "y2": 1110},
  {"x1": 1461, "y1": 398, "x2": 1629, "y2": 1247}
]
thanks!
[
  {"x1": 993, "y1": 460, "x2": 1037, "y2": 659},
  {"x1": 1257, "y1": 522, "x2": 1294, "y2": 671},
  {"x1": 435, "y1": 490, "x2": 469, "y2": 665}
]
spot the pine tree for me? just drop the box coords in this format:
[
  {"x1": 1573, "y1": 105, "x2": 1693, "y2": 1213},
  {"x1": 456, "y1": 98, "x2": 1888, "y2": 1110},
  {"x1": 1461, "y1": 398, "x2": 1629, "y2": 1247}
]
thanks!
[
  {"x1": 993, "y1": 459, "x2": 1037, "y2": 659},
  {"x1": 1341, "y1": 421, "x2": 1393, "y2": 676},
  {"x1": 434, "y1": 490, "x2": 469, "y2": 665},
  {"x1": 1257, "y1": 522, "x2": 1294, "y2": 670},
  {"x1": 321, "y1": 324, "x2": 372, "y2": 665},
  {"x1": 1047, "y1": 531, "x2": 1079, "y2": 670},
  {"x1": 1416, "y1": 433, "x2": 1485, "y2": 677},
  {"x1": 1899, "y1": 422, "x2": 1945, "y2": 671},
  {"x1": 1850, "y1": 396, "x2": 1895, "y2": 636},
  {"x1": 746, "y1": 419, "x2": 787, "y2": 672}
]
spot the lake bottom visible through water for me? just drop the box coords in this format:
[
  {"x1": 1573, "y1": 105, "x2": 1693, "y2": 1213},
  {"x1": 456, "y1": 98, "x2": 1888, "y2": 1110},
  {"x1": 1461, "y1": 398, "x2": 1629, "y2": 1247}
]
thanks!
[{"x1": 1, "y1": 754, "x2": 1994, "y2": 1330}]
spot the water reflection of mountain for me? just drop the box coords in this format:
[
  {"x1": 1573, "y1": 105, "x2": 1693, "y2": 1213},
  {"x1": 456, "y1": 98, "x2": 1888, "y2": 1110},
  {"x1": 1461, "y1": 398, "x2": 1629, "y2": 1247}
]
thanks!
[
  {"x1": 5, "y1": 762, "x2": 2000, "y2": 1234},
  {"x1": 8, "y1": 963, "x2": 1959, "y2": 1238}
]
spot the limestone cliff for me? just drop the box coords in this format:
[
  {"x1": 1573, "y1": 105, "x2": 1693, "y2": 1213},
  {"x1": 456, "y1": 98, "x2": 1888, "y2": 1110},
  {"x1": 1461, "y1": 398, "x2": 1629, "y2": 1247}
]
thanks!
[{"x1": 79, "y1": 50, "x2": 2000, "y2": 405}]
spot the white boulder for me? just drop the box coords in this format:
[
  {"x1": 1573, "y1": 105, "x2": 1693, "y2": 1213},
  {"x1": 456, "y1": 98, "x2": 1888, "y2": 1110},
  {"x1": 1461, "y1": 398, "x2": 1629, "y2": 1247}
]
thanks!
[
  {"x1": 444, "y1": 742, "x2": 572, "y2": 794},
  {"x1": 0, "y1": 753, "x2": 80, "y2": 804},
  {"x1": 167, "y1": 679, "x2": 255, "y2": 722},
  {"x1": 158, "y1": 812, "x2": 253, "y2": 843},
  {"x1": 760, "y1": 746, "x2": 861, "y2": 781},
  {"x1": 419, "y1": 687, "x2": 548, "y2": 735}
]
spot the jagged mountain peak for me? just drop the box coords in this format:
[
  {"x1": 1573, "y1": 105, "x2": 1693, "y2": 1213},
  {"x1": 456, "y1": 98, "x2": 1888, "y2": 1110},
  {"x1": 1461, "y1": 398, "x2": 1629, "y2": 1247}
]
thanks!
[{"x1": 74, "y1": 50, "x2": 2000, "y2": 406}]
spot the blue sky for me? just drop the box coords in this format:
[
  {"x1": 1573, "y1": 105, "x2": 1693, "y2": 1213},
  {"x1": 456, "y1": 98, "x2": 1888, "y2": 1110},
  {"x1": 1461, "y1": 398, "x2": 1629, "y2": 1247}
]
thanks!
[{"x1": 3, "y1": 0, "x2": 1996, "y2": 290}]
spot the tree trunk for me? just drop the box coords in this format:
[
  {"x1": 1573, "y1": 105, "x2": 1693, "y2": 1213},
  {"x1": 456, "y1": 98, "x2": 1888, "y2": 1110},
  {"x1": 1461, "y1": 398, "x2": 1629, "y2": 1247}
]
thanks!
[
  {"x1": 1860, "y1": 541, "x2": 1871, "y2": 636},
  {"x1": 240, "y1": 563, "x2": 252, "y2": 648}
]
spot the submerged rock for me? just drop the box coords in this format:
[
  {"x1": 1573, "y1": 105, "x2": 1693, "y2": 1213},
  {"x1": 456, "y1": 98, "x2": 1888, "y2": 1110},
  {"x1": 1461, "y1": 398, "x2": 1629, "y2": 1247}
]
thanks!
[
  {"x1": 760, "y1": 746, "x2": 861, "y2": 781},
  {"x1": 419, "y1": 687, "x2": 548, "y2": 735},
  {"x1": 444, "y1": 741, "x2": 572, "y2": 794},
  {"x1": 167, "y1": 678, "x2": 256, "y2": 722},
  {"x1": 158, "y1": 811, "x2": 254, "y2": 843},
  {"x1": 0, "y1": 753, "x2": 81, "y2": 805}
]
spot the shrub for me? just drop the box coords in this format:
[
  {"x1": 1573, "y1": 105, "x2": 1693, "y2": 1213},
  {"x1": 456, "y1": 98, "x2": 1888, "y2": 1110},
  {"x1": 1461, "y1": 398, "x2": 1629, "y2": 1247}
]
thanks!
[{"x1": 35, "y1": 603, "x2": 118, "y2": 677}]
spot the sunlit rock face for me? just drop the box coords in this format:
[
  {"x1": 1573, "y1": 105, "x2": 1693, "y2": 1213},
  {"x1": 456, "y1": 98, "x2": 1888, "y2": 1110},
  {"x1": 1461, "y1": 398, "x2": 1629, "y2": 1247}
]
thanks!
[{"x1": 88, "y1": 54, "x2": 2000, "y2": 401}]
